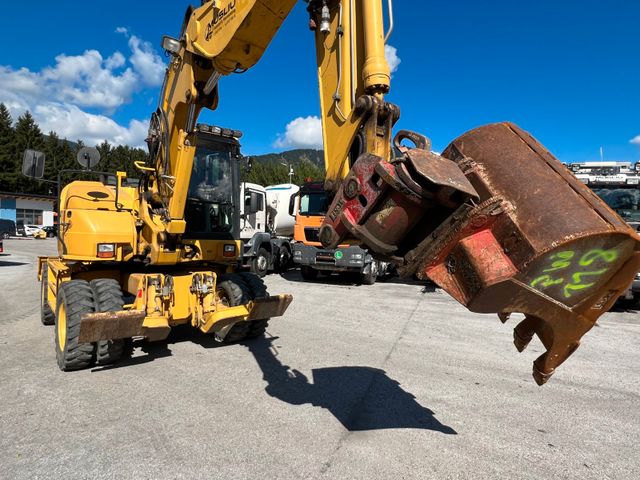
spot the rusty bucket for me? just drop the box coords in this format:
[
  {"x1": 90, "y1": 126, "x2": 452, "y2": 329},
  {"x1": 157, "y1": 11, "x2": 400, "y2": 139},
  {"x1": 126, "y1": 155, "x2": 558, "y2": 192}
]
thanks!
[{"x1": 414, "y1": 123, "x2": 640, "y2": 384}]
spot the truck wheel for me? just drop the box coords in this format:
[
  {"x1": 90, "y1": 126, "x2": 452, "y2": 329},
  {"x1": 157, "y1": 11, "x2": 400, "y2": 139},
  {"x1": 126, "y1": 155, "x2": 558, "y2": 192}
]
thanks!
[
  {"x1": 250, "y1": 248, "x2": 270, "y2": 278},
  {"x1": 361, "y1": 261, "x2": 379, "y2": 286},
  {"x1": 277, "y1": 245, "x2": 292, "y2": 273},
  {"x1": 55, "y1": 280, "x2": 96, "y2": 371},
  {"x1": 238, "y1": 272, "x2": 269, "y2": 338},
  {"x1": 91, "y1": 279, "x2": 132, "y2": 365},
  {"x1": 217, "y1": 274, "x2": 251, "y2": 342},
  {"x1": 301, "y1": 266, "x2": 318, "y2": 281},
  {"x1": 1, "y1": 231, "x2": 9, "y2": 240},
  {"x1": 40, "y1": 265, "x2": 55, "y2": 326}
]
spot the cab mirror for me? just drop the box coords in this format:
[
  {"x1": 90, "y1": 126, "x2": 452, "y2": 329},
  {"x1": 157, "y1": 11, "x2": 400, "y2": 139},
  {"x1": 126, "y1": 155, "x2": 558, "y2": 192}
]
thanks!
[
  {"x1": 249, "y1": 192, "x2": 261, "y2": 214},
  {"x1": 22, "y1": 150, "x2": 45, "y2": 179},
  {"x1": 289, "y1": 194, "x2": 296, "y2": 217}
]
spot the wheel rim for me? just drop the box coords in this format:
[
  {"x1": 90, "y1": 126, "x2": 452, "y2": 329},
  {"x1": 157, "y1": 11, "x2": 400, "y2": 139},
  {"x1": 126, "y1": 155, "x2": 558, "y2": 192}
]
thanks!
[
  {"x1": 371, "y1": 261, "x2": 379, "y2": 277},
  {"x1": 217, "y1": 289, "x2": 231, "y2": 307},
  {"x1": 257, "y1": 255, "x2": 268, "y2": 271},
  {"x1": 57, "y1": 302, "x2": 67, "y2": 351}
]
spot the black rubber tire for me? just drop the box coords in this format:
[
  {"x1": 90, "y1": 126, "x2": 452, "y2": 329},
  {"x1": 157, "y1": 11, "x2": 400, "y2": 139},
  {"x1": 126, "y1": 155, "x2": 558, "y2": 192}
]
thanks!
[
  {"x1": 277, "y1": 245, "x2": 292, "y2": 273},
  {"x1": 250, "y1": 247, "x2": 270, "y2": 278},
  {"x1": 90, "y1": 278, "x2": 132, "y2": 365},
  {"x1": 40, "y1": 265, "x2": 55, "y2": 326},
  {"x1": 300, "y1": 265, "x2": 318, "y2": 281},
  {"x1": 238, "y1": 272, "x2": 270, "y2": 338},
  {"x1": 1, "y1": 231, "x2": 9, "y2": 240},
  {"x1": 55, "y1": 280, "x2": 96, "y2": 371},
  {"x1": 217, "y1": 274, "x2": 251, "y2": 342}
]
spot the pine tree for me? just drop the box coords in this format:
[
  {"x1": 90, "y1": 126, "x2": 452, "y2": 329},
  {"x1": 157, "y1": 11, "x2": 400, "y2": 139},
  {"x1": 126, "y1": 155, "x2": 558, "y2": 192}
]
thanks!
[
  {"x1": 0, "y1": 104, "x2": 15, "y2": 191},
  {"x1": 12, "y1": 111, "x2": 46, "y2": 193}
]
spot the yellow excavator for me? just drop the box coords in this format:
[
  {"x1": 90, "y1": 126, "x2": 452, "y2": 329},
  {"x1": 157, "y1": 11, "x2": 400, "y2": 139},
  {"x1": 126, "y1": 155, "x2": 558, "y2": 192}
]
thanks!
[{"x1": 31, "y1": 0, "x2": 640, "y2": 384}]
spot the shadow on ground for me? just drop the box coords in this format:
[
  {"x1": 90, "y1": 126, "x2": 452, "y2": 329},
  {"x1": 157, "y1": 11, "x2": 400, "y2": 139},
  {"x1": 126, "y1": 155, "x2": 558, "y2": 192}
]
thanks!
[
  {"x1": 91, "y1": 325, "x2": 216, "y2": 370},
  {"x1": 244, "y1": 335, "x2": 456, "y2": 434},
  {"x1": 609, "y1": 298, "x2": 639, "y2": 313},
  {"x1": 0, "y1": 260, "x2": 29, "y2": 267},
  {"x1": 279, "y1": 268, "x2": 437, "y2": 292},
  {"x1": 93, "y1": 328, "x2": 456, "y2": 434}
]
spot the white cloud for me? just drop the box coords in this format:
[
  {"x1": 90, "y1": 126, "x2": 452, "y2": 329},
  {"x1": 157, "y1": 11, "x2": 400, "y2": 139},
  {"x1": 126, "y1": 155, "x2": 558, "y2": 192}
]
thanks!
[
  {"x1": 34, "y1": 103, "x2": 149, "y2": 148},
  {"x1": 274, "y1": 116, "x2": 323, "y2": 149},
  {"x1": 631, "y1": 135, "x2": 640, "y2": 145},
  {"x1": 105, "y1": 51, "x2": 126, "y2": 70},
  {"x1": 385, "y1": 45, "x2": 401, "y2": 73},
  {"x1": 0, "y1": 30, "x2": 165, "y2": 147},
  {"x1": 119, "y1": 29, "x2": 166, "y2": 86}
]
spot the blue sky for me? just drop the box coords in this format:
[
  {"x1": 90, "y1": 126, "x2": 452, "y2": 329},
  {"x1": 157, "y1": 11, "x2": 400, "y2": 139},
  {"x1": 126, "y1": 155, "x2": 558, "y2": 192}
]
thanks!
[{"x1": 1, "y1": 0, "x2": 638, "y2": 163}]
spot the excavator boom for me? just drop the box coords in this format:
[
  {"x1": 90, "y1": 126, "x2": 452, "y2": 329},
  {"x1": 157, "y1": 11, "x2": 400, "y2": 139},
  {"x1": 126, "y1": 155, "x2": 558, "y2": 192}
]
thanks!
[{"x1": 141, "y1": 0, "x2": 640, "y2": 384}]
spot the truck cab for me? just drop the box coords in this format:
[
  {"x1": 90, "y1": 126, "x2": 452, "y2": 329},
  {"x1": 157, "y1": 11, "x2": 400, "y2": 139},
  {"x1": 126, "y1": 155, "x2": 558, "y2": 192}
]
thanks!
[
  {"x1": 240, "y1": 183, "x2": 298, "y2": 277},
  {"x1": 291, "y1": 181, "x2": 382, "y2": 284}
]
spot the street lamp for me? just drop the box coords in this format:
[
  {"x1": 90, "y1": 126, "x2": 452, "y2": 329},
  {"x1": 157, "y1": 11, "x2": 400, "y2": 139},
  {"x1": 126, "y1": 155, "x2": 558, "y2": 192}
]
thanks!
[{"x1": 280, "y1": 160, "x2": 294, "y2": 184}]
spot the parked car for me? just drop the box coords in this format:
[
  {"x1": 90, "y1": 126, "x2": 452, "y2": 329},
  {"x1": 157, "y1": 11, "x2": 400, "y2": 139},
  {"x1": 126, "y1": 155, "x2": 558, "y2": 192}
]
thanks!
[
  {"x1": 42, "y1": 226, "x2": 57, "y2": 238},
  {"x1": 0, "y1": 238, "x2": 4, "y2": 253},
  {"x1": 0, "y1": 219, "x2": 16, "y2": 239},
  {"x1": 23, "y1": 225, "x2": 44, "y2": 236}
]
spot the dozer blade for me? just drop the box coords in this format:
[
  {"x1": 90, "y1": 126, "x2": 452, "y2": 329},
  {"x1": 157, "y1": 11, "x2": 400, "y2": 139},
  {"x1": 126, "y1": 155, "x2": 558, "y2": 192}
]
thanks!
[{"x1": 321, "y1": 122, "x2": 640, "y2": 384}]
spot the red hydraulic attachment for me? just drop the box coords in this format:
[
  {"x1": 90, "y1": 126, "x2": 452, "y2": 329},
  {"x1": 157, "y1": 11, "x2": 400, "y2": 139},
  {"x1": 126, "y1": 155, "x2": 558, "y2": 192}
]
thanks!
[{"x1": 320, "y1": 122, "x2": 640, "y2": 385}]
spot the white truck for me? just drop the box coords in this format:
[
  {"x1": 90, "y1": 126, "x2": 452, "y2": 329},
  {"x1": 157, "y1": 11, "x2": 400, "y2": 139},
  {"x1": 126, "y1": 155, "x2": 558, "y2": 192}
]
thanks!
[
  {"x1": 240, "y1": 182, "x2": 299, "y2": 277},
  {"x1": 569, "y1": 161, "x2": 640, "y2": 303}
]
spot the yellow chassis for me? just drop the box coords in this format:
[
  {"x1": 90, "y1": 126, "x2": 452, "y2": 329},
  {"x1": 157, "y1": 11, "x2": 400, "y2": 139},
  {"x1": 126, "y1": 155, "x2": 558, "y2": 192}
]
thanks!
[{"x1": 38, "y1": 256, "x2": 292, "y2": 342}]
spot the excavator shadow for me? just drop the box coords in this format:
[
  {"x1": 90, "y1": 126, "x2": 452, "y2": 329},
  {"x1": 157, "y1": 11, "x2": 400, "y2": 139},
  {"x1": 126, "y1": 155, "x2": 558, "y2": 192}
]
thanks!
[
  {"x1": 91, "y1": 325, "x2": 217, "y2": 371},
  {"x1": 243, "y1": 336, "x2": 457, "y2": 434},
  {"x1": 93, "y1": 332, "x2": 456, "y2": 433}
]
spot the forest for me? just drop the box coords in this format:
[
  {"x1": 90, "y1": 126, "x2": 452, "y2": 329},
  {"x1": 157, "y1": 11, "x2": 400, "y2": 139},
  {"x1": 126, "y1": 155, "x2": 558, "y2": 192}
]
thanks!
[{"x1": 0, "y1": 103, "x2": 324, "y2": 196}]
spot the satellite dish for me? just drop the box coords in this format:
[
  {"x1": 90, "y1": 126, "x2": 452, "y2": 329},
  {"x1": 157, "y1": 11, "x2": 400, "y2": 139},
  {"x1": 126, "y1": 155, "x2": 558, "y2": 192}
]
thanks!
[{"x1": 76, "y1": 147, "x2": 101, "y2": 170}]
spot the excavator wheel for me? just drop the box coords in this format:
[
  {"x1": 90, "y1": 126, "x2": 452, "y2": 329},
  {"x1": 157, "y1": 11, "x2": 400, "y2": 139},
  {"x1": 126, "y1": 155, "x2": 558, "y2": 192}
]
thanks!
[
  {"x1": 238, "y1": 272, "x2": 269, "y2": 338},
  {"x1": 216, "y1": 274, "x2": 251, "y2": 342},
  {"x1": 90, "y1": 279, "x2": 133, "y2": 365},
  {"x1": 54, "y1": 280, "x2": 96, "y2": 371},
  {"x1": 40, "y1": 265, "x2": 55, "y2": 326}
]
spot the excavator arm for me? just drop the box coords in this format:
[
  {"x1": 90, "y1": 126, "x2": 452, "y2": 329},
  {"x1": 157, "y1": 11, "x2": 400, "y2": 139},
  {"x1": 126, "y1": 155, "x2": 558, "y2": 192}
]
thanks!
[{"x1": 142, "y1": 0, "x2": 640, "y2": 384}]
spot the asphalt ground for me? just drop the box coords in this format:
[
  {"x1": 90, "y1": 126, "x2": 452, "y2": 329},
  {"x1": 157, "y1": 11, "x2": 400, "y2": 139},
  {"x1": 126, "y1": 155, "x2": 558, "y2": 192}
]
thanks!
[{"x1": 0, "y1": 238, "x2": 638, "y2": 480}]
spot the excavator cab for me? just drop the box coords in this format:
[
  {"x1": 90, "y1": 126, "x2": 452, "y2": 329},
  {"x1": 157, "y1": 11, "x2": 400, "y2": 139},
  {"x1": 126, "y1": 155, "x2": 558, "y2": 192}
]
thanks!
[{"x1": 184, "y1": 124, "x2": 243, "y2": 240}]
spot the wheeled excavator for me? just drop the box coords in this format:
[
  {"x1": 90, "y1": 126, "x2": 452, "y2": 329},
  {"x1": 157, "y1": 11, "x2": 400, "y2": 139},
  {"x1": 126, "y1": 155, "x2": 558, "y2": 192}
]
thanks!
[{"x1": 33, "y1": 0, "x2": 640, "y2": 384}]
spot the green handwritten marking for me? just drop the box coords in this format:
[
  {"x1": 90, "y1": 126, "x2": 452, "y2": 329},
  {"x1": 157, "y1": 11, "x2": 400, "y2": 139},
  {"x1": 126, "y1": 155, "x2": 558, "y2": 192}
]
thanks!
[
  {"x1": 542, "y1": 251, "x2": 575, "y2": 273},
  {"x1": 578, "y1": 248, "x2": 618, "y2": 266},
  {"x1": 531, "y1": 275, "x2": 565, "y2": 288},
  {"x1": 530, "y1": 247, "x2": 621, "y2": 299},
  {"x1": 563, "y1": 269, "x2": 609, "y2": 298}
]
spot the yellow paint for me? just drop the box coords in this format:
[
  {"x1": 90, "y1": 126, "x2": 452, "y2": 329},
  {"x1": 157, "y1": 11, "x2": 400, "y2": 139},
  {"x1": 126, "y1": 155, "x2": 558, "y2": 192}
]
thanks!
[
  {"x1": 199, "y1": 304, "x2": 250, "y2": 333},
  {"x1": 57, "y1": 301, "x2": 67, "y2": 351},
  {"x1": 40, "y1": 0, "x2": 394, "y2": 347}
]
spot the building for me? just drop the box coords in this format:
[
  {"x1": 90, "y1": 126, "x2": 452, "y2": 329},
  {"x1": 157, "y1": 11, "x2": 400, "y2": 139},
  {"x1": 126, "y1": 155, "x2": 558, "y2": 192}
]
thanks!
[{"x1": 0, "y1": 192, "x2": 56, "y2": 227}]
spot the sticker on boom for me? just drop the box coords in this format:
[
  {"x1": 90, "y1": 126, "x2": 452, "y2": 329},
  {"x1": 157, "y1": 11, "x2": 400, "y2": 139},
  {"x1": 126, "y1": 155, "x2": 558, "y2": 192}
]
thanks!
[{"x1": 529, "y1": 248, "x2": 619, "y2": 299}]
